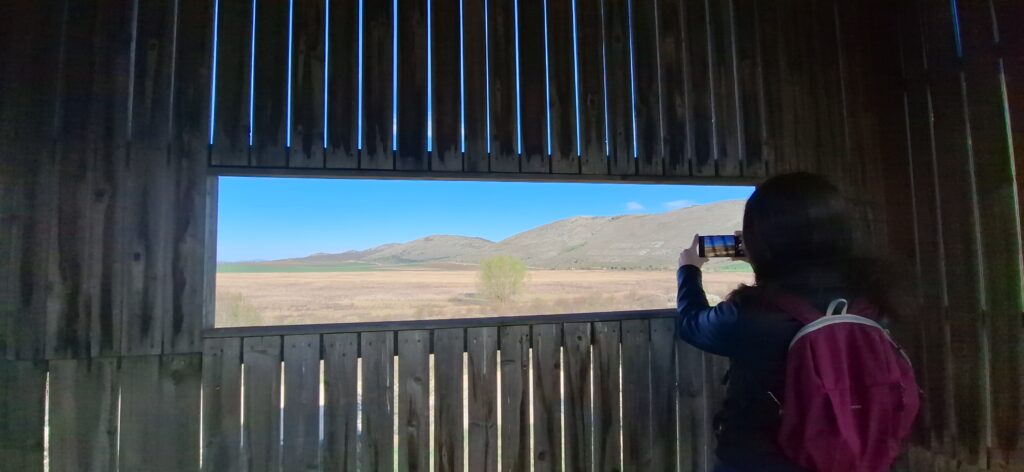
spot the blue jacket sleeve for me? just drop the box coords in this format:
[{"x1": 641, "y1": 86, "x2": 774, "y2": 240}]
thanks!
[{"x1": 676, "y1": 265, "x2": 741, "y2": 357}]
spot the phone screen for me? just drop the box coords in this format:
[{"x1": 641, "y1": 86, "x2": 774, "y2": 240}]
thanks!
[{"x1": 698, "y1": 235, "x2": 745, "y2": 258}]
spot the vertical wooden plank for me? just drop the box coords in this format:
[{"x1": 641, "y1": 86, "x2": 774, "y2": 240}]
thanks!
[
  {"x1": 922, "y1": 0, "x2": 986, "y2": 462},
  {"x1": 166, "y1": 0, "x2": 215, "y2": 354},
  {"x1": 957, "y1": 0, "x2": 1024, "y2": 456},
  {"x1": 0, "y1": 360, "x2": 47, "y2": 471},
  {"x1": 518, "y1": 0, "x2": 550, "y2": 174},
  {"x1": 211, "y1": 0, "x2": 254, "y2": 166},
  {"x1": 120, "y1": 355, "x2": 202, "y2": 472},
  {"x1": 398, "y1": 330, "x2": 431, "y2": 471},
  {"x1": 548, "y1": 0, "x2": 578, "y2": 174},
  {"x1": 431, "y1": 0, "x2": 464, "y2": 172},
  {"x1": 676, "y1": 340, "x2": 708, "y2": 472},
  {"x1": 633, "y1": 0, "x2": 664, "y2": 176},
  {"x1": 683, "y1": 0, "x2": 714, "y2": 176},
  {"x1": 361, "y1": 331, "x2": 395, "y2": 471},
  {"x1": 323, "y1": 333, "x2": 358, "y2": 472},
  {"x1": 592, "y1": 321, "x2": 621, "y2": 472},
  {"x1": 658, "y1": 0, "x2": 692, "y2": 176},
  {"x1": 122, "y1": 0, "x2": 179, "y2": 356},
  {"x1": 488, "y1": 0, "x2": 519, "y2": 172},
  {"x1": 250, "y1": 0, "x2": 290, "y2": 167},
  {"x1": 290, "y1": 0, "x2": 327, "y2": 167},
  {"x1": 708, "y1": 0, "x2": 741, "y2": 177},
  {"x1": 994, "y1": 0, "x2": 1024, "y2": 271},
  {"x1": 0, "y1": 0, "x2": 64, "y2": 361},
  {"x1": 283, "y1": 334, "x2": 321, "y2": 471},
  {"x1": 808, "y1": 0, "x2": 846, "y2": 182},
  {"x1": 434, "y1": 328, "x2": 465, "y2": 472},
  {"x1": 463, "y1": 0, "x2": 490, "y2": 172},
  {"x1": 49, "y1": 359, "x2": 119, "y2": 472},
  {"x1": 755, "y1": 0, "x2": 780, "y2": 177},
  {"x1": 604, "y1": 0, "x2": 634, "y2": 175},
  {"x1": 621, "y1": 320, "x2": 652, "y2": 471},
  {"x1": 361, "y1": 0, "x2": 395, "y2": 169},
  {"x1": 397, "y1": 0, "x2": 429, "y2": 171},
  {"x1": 649, "y1": 318, "x2": 677, "y2": 472},
  {"x1": 202, "y1": 337, "x2": 243, "y2": 472},
  {"x1": 576, "y1": 0, "x2": 608, "y2": 175},
  {"x1": 532, "y1": 324, "x2": 562, "y2": 472},
  {"x1": 500, "y1": 325, "x2": 531, "y2": 472},
  {"x1": 734, "y1": 0, "x2": 767, "y2": 177},
  {"x1": 468, "y1": 326, "x2": 499, "y2": 472},
  {"x1": 704, "y1": 353, "x2": 729, "y2": 461},
  {"x1": 562, "y1": 323, "x2": 591, "y2": 472},
  {"x1": 242, "y1": 336, "x2": 282, "y2": 472},
  {"x1": 325, "y1": 0, "x2": 360, "y2": 168},
  {"x1": 48, "y1": 0, "x2": 134, "y2": 359}
]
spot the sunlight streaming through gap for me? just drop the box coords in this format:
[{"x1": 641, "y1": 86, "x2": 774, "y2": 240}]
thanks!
[
  {"x1": 485, "y1": 0, "x2": 491, "y2": 154},
  {"x1": 543, "y1": 0, "x2": 552, "y2": 156},
  {"x1": 514, "y1": 0, "x2": 523, "y2": 155},
  {"x1": 358, "y1": 0, "x2": 364, "y2": 150},
  {"x1": 627, "y1": 0, "x2": 638, "y2": 159},
  {"x1": 209, "y1": 0, "x2": 221, "y2": 144},
  {"x1": 286, "y1": 0, "x2": 295, "y2": 148},
  {"x1": 459, "y1": 0, "x2": 466, "y2": 153},
  {"x1": 323, "y1": 0, "x2": 329, "y2": 148},
  {"x1": 949, "y1": 0, "x2": 963, "y2": 58},
  {"x1": 393, "y1": 0, "x2": 399, "y2": 152},
  {"x1": 601, "y1": 0, "x2": 610, "y2": 157},
  {"x1": 249, "y1": 0, "x2": 257, "y2": 146},
  {"x1": 428, "y1": 0, "x2": 434, "y2": 152},
  {"x1": 571, "y1": 0, "x2": 581, "y2": 156}
]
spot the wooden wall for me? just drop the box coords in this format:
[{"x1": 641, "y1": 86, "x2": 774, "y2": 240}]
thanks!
[
  {"x1": 3, "y1": 0, "x2": 1015, "y2": 470},
  {"x1": 891, "y1": 0, "x2": 1024, "y2": 470}
]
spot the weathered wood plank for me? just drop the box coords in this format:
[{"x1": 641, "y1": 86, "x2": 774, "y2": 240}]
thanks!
[
  {"x1": 994, "y1": 0, "x2": 1024, "y2": 280},
  {"x1": 621, "y1": 320, "x2": 653, "y2": 471},
  {"x1": 500, "y1": 325, "x2": 531, "y2": 472},
  {"x1": 548, "y1": 0, "x2": 578, "y2": 174},
  {"x1": 325, "y1": 0, "x2": 360, "y2": 168},
  {"x1": 396, "y1": 0, "x2": 429, "y2": 171},
  {"x1": 649, "y1": 318, "x2": 677, "y2": 471},
  {"x1": 120, "y1": 355, "x2": 202, "y2": 472},
  {"x1": 532, "y1": 324, "x2": 562, "y2": 472},
  {"x1": 633, "y1": 0, "x2": 664, "y2": 176},
  {"x1": 734, "y1": 0, "x2": 767, "y2": 177},
  {"x1": 202, "y1": 337, "x2": 243, "y2": 471},
  {"x1": 562, "y1": 323, "x2": 591, "y2": 472},
  {"x1": 49, "y1": 0, "x2": 134, "y2": 359},
  {"x1": 211, "y1": 0, "x2": 254, "y2": 166},
  {"x1": 250, "y1": 0, "x2": 290, "y2": 167},
  {"x1": 290, "y1": 0, "x2": 327, "y2": 168},
  {"x1": 361, "y1": 0, "x2": 395, "y2": 169},
  {"x1": 658, "y1": 0, "x2": 691, "y2": 176},
  {"x1": 604, "y1": 0, "x2": 634, "y2": 176},
  {"x1": 361, "y1": 331, "x2": 395, "y2": 471},
  {"x1": 463, "y1": 0, "x2": 490, "y2": 172},
  {"x1": 121, "y1": 0, "x2": 179, "y2": 356},
  {"x1": 283, "y1": 334, "x2": 321, "y2": 471},
  {"x1": 756, "y1": 0, "x2": 781, "y2": 177},
  {"x1": 323, "y1": 333, "x2": 358, "y2": 471},
  {"x1": 468, "y1": 326, "x2": 499, "y2": 472},
  {"x1": 166, "y1": 0, "x2": 215, "y2": 354},
  {"x1": 676, "y1": 340, "x2": 708, "y2": 472},
  {"x1": 576, "y1": 0, "x2": 608, "y2": 175},
  {"x1": 704, "y1": 353, "x2": 730, "y2": 459},
  {"x1": 431, "y1": 0, "x2": 463, "y2": 172},
  {"x1": 518, "y1": 0, "x2": 550, "y2": 174},
  {"x1": 0, "y1": 360, "x2": 46, "y2": 471},
  {"x1": 592, "y1": 321, "x2": 621, "y2": 472},
  {"x1": 488, "y1": 0, "x2": 519, "y2": 172},
  {"x1": 242, "y1": 336, "x2": 282, "y2": 472},
  {"x1": 683, "y1": 0, "x2": 714, "y2": 176},
  {"x1": 708, "y1": 0, "x2": 741, "y2": 177},
  {"x1": 49, "y1": 359, "x2": 119, "y2": 472},
  {"x1": 434, "y1": 328, "x2": 465, "y2": 472},
  {"x1": 398, "y1": 330, "x2": 431, "y2": 471}
]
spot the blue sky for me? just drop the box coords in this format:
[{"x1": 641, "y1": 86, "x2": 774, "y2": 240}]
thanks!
[{"x1": 217, "y1": 177, "x2": 754, "y2": 261}]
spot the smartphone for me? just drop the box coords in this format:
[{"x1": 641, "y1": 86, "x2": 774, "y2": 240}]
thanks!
[{"x1": 698, "y1": 234, "x2": 745, "y2": 258}]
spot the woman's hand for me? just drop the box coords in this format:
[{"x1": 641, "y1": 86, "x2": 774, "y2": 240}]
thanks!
[{"x1": 679, "y1": 234, "x2": 708, "y2": 269}]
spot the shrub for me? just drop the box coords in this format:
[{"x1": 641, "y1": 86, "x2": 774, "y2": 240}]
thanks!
[{"x1": 477, "y1": 255, "x2": 529, "y2": 305}]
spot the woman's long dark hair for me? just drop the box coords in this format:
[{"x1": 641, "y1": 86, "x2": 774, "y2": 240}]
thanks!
[{"x1": 733, "y1": 172, "x2": 897, "y2": 317}]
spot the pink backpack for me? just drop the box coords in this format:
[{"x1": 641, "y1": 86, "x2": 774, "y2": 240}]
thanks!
[{"x1": 771, "y1": 295, "x2": 919, "y2": 472}]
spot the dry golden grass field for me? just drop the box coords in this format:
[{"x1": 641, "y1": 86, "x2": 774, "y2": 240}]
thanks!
[{"x1": 215, "y1": 268, "x2": 754, "y2": 326}]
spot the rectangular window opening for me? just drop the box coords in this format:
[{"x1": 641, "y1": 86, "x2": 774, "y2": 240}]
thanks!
[{"x1": 213, "y1": 177, "x2": 753, "y2": 327}]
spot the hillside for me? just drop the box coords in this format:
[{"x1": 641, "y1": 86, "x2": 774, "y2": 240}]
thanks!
[{"x1": 226, "y1": 200, "x2": 746, "y2": 271}]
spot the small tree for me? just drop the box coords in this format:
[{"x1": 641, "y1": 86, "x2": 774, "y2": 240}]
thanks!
[{"x1": 478, "y1": 255, "x2": 528, "y2": 305}]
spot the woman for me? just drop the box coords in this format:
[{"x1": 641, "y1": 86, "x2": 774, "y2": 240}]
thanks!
[{"x1": 676, "y1": 172, "x2": 897, "y2": 471}]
